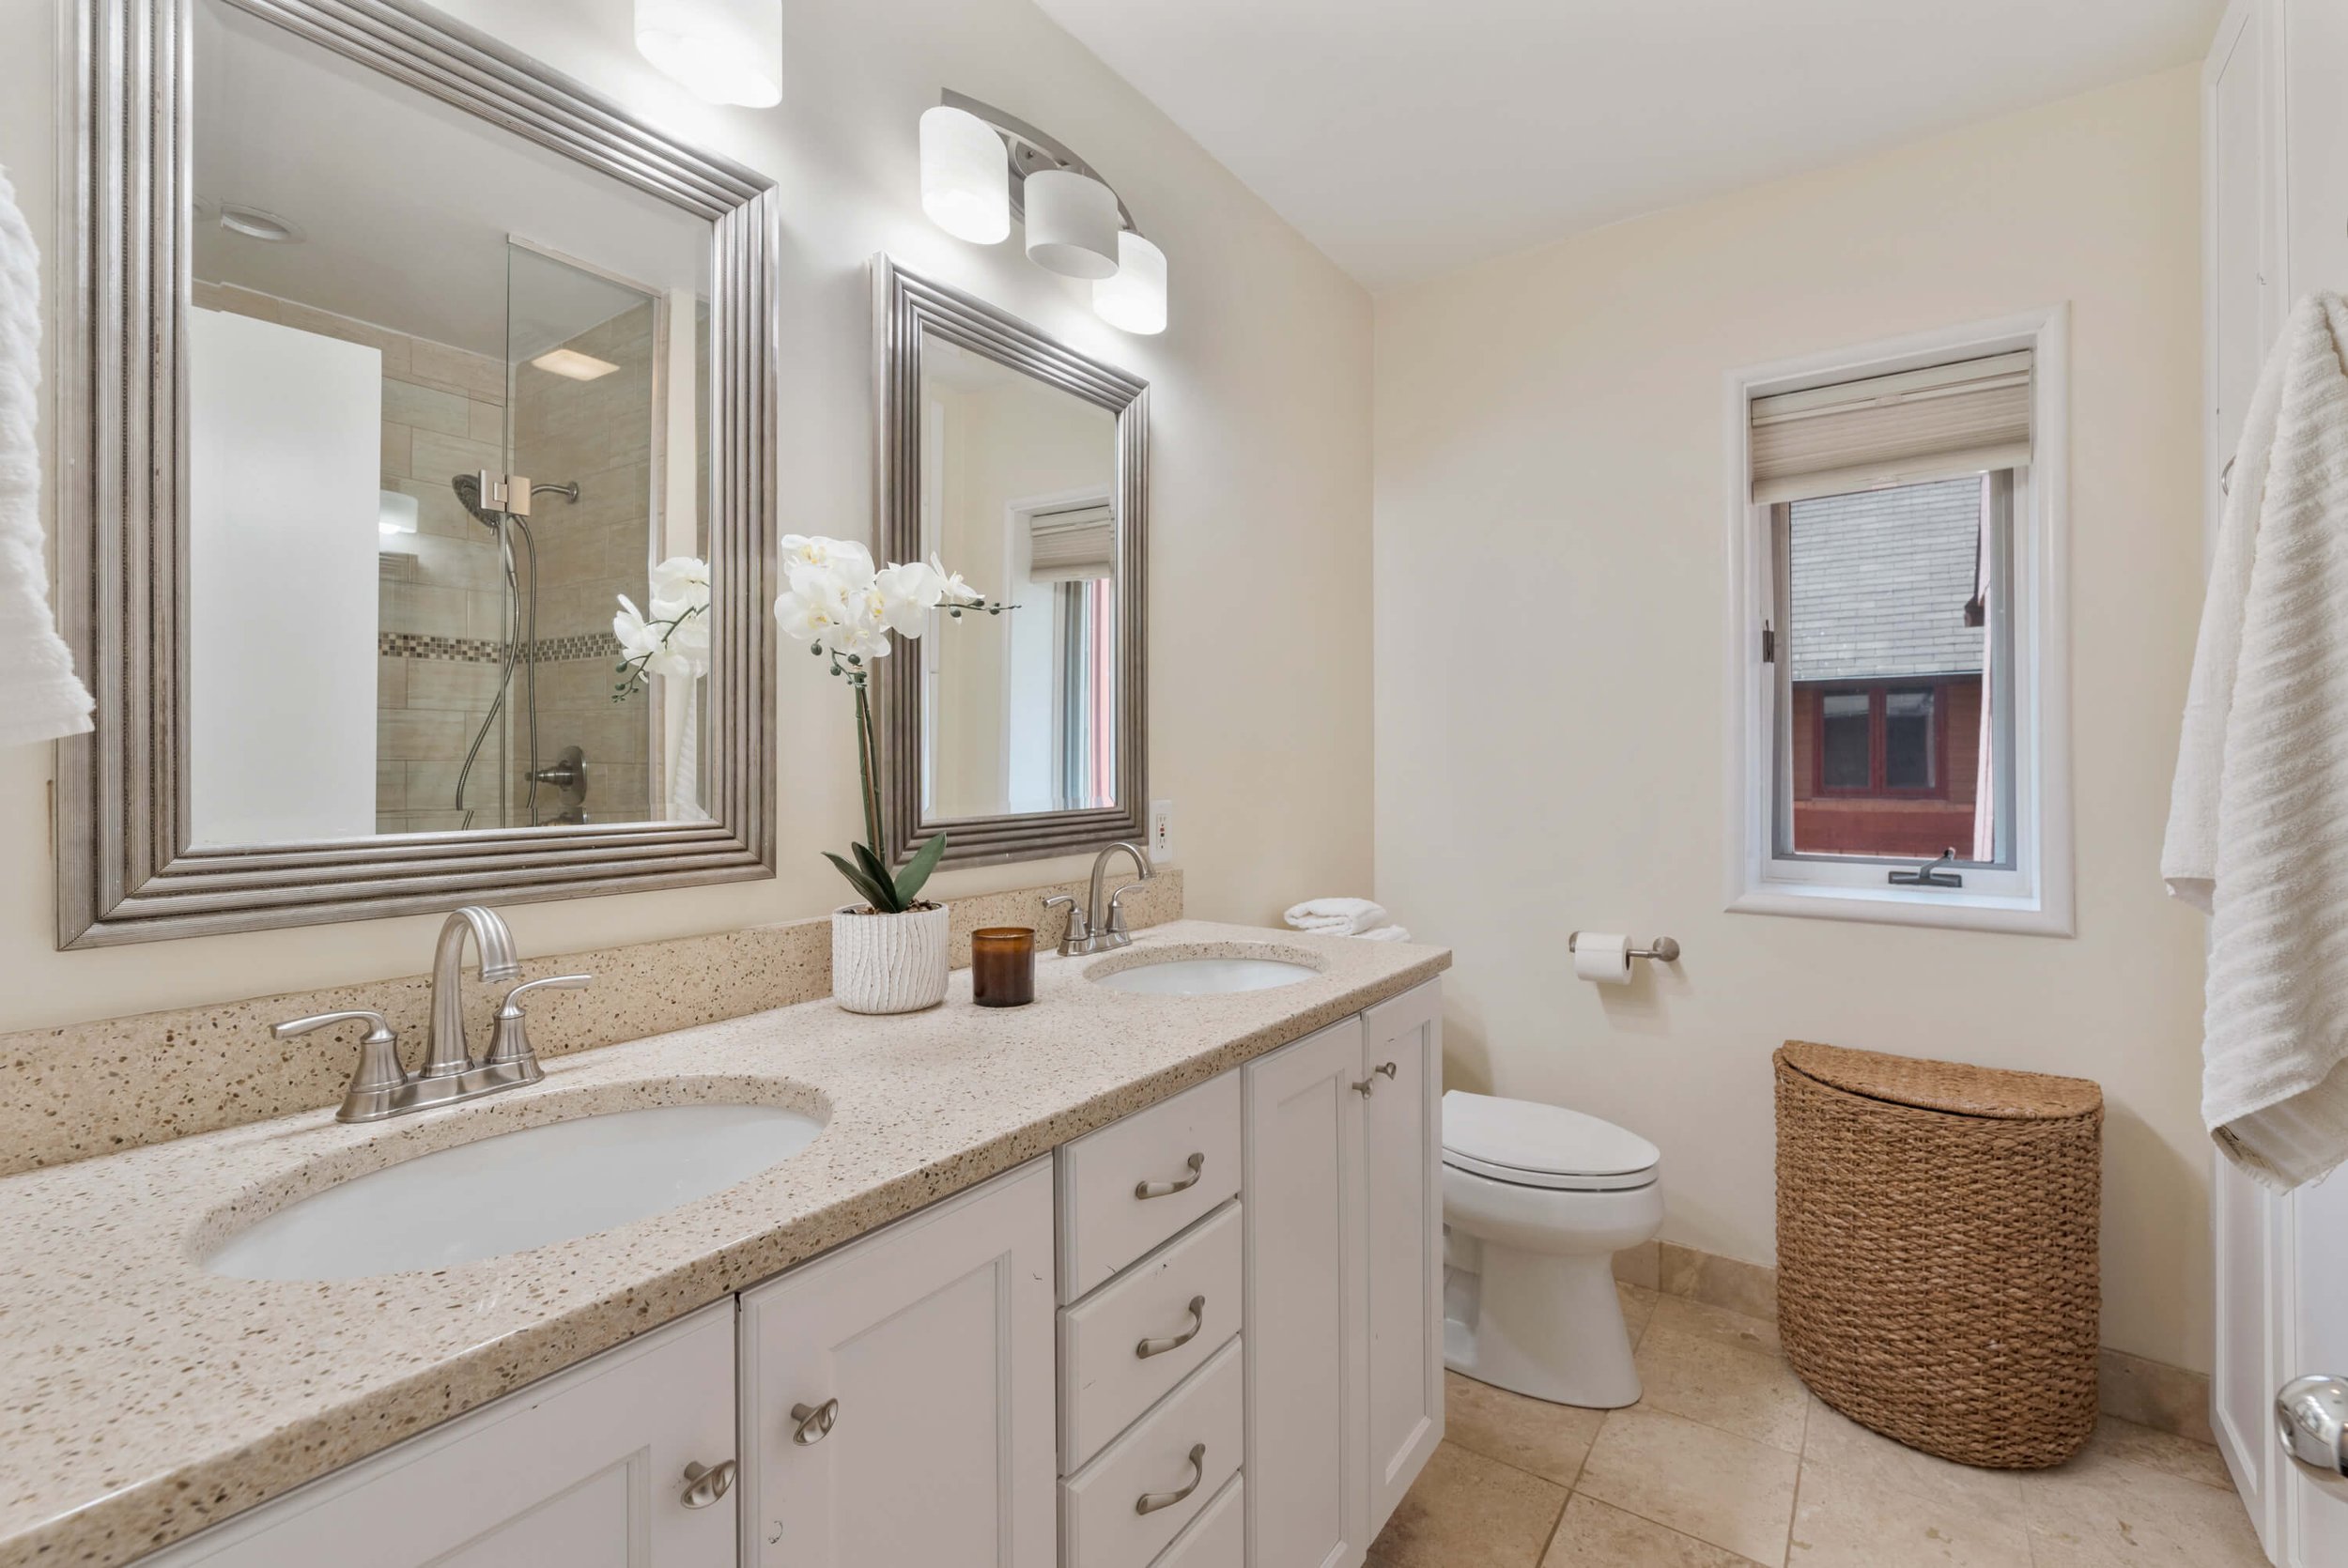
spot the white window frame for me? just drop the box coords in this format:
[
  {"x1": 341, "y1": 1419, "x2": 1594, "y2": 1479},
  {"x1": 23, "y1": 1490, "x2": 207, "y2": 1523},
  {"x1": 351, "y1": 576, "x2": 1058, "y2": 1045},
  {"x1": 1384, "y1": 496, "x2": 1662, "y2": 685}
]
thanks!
[{"x1": 1722, "y1": 306, "x2": 2074, "y2": 936}]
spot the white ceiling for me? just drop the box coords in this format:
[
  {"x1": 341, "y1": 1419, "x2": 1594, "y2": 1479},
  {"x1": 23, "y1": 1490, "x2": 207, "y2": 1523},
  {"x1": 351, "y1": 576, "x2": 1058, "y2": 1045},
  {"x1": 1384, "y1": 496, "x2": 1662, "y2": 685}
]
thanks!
[
  {"x1": 193, "y1": 0, "x2": 705, "y2": 359},
  {"x1": 1031, "y1": 0, "x2": 2223, "y2": 292}
]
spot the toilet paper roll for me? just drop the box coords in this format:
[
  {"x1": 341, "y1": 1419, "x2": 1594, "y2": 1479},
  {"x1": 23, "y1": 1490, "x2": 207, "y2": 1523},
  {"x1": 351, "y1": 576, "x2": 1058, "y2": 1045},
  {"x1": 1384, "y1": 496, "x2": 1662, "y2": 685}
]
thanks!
[{"x1": 1573, "y1": 932, "x2": 1633, "y2": 985}]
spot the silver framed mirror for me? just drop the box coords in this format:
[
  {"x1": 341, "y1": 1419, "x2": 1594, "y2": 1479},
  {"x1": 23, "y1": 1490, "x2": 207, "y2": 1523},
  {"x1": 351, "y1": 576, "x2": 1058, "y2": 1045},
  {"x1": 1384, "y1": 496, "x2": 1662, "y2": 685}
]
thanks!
[
  {"x1": 55, "y1": 0, "x2": 778, "y2": 947},
  {"x1": 873, "y1": 257, "x2": 1147, "y2": 869}
]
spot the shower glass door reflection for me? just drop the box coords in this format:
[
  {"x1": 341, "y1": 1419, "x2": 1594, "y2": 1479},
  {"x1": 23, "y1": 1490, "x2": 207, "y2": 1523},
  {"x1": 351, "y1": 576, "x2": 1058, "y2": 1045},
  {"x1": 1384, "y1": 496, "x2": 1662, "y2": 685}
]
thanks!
[{"x1": 378, "y1": 242, "x2": 694, "y2": 832}]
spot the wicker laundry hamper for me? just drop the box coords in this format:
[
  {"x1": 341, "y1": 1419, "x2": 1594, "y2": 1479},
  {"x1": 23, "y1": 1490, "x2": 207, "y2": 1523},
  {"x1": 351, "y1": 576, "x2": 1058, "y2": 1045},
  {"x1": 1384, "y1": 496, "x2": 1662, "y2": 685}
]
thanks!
[{"x1": 1774, "y1": 1040, "x2": 2103, "y2": 1468}]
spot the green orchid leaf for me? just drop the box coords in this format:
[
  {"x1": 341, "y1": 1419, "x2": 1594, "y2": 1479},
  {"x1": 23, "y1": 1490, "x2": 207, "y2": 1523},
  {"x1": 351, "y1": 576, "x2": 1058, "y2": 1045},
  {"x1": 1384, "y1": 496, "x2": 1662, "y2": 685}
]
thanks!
[
  {"x1": 824, "y1": 851, "x2": 897, "y2": 914},
  {"x1": 894, "y1": 832, "x2": 950, "y2": 907},
  {"x1": 851, "y1": 841, "x2": 900, "y2": 908}
]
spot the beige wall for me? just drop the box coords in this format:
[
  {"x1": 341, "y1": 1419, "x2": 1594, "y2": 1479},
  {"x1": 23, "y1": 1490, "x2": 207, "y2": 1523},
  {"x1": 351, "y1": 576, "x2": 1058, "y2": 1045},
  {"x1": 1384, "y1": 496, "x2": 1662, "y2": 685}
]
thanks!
[
  {"x1": 0, "y1": 0, "x2": 1373, "y2": 1030},
  {"x1": 1373, "y1": 70, "x2": 2211, "y2": 1370}
]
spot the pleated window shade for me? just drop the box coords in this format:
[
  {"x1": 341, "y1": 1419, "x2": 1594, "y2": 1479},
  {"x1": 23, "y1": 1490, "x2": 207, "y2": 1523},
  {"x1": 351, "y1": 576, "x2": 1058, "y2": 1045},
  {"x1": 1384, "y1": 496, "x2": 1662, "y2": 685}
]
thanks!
[
  {"x1": 1750, "y1": 350, "x2": 2032, "y2": 505},
  {"x1": 1028, "y1": 501, "x2": 1116, "y2": 582}
]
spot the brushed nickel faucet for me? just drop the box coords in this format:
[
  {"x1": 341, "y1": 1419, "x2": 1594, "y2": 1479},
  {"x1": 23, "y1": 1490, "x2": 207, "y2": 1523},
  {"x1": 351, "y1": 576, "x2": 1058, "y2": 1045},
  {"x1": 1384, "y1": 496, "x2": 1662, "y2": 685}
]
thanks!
[
  {"x1": 273, "y1": 906, "x2": 592, "y2": 1123},
  {"x1": 1045, "y1": 843, "x2": 1154, "y2": 957}
]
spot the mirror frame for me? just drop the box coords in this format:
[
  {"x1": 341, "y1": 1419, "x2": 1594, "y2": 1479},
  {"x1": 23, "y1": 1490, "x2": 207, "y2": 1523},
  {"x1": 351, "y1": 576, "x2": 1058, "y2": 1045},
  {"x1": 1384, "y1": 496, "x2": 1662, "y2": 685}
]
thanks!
[
  {"x1": 873, "y1": 256, "x2": 1149, "y2": 869},
  {"x1": 54, "y1": 0, "x2": 779, "y2": 948}
]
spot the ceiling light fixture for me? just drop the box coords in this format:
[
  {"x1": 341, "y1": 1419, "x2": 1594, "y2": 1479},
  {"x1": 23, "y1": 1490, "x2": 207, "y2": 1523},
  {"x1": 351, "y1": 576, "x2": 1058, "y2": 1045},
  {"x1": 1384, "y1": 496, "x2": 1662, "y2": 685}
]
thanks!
[
  {"x1": 531, "y1": 348, "x2": 621, "y2": 381},
  {"x1": 919, "y1": 91, "x2": 1167, "y2": 335},
  {"x1": 634, "y1": 0, "x2": 781, "y2": 107},
  {"x1": 216, "y1": 203, "x2": 303, "y2": 243}
]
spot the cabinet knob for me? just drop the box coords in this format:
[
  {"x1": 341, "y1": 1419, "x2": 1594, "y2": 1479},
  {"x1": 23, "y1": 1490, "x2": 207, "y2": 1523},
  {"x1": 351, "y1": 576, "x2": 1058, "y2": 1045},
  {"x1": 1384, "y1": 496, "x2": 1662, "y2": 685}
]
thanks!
[
  {"x1": 679, "y1": 1459, "x2": 736, "y2": 1509},
  {"x1": 791, "y1": 1397, "x2": 841, "y2": 1446},
  {"x1": 1135, "y1": 1442, "x2": 1207, "y2": 1515}
]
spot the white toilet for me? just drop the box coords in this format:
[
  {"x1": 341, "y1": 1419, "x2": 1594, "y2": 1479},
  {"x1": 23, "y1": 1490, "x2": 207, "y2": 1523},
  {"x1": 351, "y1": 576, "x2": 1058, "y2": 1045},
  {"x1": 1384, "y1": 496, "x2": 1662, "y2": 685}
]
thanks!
[{"x1": 1441, "y1": 1089, "x2": 1662, "y2": 1408}]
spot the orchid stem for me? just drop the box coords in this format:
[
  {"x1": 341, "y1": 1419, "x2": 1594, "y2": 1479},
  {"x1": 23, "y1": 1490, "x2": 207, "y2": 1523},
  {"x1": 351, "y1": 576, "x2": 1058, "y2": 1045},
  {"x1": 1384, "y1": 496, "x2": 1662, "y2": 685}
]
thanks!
[{"x1": 852, "y1": 676, "x2": 883, "y2": 856}]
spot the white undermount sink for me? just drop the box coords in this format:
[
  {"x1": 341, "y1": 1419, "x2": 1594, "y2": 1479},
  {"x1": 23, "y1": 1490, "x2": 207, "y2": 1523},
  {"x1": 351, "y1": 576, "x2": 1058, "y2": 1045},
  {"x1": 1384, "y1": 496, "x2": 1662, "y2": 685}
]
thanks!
[
  {"x1": 1089, "y1": 953, "x2": 1321, "y2": 995},
  {"x1": 202, "y1": 1103, "x2": 826, "y2": 1281}
]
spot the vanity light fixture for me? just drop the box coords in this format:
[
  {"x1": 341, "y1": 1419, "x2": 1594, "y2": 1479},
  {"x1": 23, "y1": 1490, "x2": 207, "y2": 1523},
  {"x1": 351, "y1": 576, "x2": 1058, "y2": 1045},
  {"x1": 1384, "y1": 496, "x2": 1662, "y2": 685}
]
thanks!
[
  {"x1": 530, "y1": 347, "x2": 621, "y2": 381},
  {"x1": 1093, "y1": 232, "x2": 1168, "y2": 335},
  {"x1": 634, "y1": 0, "x2": 781, "y2": 108},
  {"x1": 919, "y1": 106, "x2": 1011, "y2": 244},
  {"x1": 919, "y1": 91, "x2": 1168, "y2": 335}
]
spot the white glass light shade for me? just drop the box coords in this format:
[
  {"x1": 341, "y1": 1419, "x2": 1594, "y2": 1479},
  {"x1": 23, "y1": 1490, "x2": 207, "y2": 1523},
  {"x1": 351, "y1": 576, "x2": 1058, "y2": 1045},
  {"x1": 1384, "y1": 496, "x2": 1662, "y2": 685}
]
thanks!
[
  {"x1": 377, "y1": 489, "x2": 419, "y2": 536},
  {"x1": 635, "y1": 0, "x2": 781, "y2": 108},
  {"x1": 919, "y1": 107, "x2": 1010, "y2": 244},
  {"x1": 1093, "y1": 232, "x2": 1167, "y2": 335},
  {"x1": 1023, "y1": 169, "x2": 1120, "y2": 279}
]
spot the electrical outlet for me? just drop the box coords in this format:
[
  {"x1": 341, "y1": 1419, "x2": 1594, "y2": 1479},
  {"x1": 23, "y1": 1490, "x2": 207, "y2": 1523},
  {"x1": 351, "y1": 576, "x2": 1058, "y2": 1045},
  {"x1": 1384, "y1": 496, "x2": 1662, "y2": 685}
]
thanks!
[{"x1": 1149, "y1": 799, "x2": 1174, "y2": 864}]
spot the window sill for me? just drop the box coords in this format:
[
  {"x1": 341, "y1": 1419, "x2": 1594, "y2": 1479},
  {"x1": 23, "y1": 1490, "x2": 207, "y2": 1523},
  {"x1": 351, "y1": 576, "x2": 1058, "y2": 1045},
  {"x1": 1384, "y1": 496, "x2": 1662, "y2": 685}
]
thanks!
[{"x1": 1728, "y1": 880, "x2": 2074, "y2": 937}]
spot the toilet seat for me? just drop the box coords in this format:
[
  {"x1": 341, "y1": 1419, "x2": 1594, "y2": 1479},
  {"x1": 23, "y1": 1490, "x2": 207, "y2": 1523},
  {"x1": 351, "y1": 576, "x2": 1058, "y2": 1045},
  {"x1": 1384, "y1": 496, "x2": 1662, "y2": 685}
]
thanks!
[{"x1": 1441, "y1": 1090, "x2": 1660, "y2": 1192}]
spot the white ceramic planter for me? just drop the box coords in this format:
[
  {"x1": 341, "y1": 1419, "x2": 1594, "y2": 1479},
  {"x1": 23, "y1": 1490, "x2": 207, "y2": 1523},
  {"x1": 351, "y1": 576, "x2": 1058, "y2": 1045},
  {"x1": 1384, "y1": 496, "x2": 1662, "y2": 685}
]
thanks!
[{"x1": 831, "y1": 902, "x2": 950, "y2": 1013}]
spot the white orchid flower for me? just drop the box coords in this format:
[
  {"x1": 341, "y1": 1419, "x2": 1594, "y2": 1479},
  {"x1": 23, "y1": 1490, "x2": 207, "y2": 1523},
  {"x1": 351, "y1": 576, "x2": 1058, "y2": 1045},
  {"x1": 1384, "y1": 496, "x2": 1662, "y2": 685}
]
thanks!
[
  {"x1": 873, "y1": 559, "x2": 946, "y2": 638},
  {"x1": 614, "y1": 594, "x2": 693, "y2": 679},
  {"x1": 649, "y1": 555, "x2": 711, "y2": 608},
  {"x1": 778, "y1": 533, "x2": 874, "y2": 582},
  {"x1": 928, "y1": 553, "x2": 983, "y2": 607},
  {"x1": 777, "y1": 560, "x2": 890, "y2": 660}
]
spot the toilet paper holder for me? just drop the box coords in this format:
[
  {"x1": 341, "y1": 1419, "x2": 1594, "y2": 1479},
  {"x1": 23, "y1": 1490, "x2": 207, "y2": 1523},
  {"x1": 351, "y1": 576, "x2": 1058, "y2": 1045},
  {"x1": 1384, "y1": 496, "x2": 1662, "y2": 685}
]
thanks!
[{"x1": 1567, "y1": 932, "x2": 1681, "y2": 963}]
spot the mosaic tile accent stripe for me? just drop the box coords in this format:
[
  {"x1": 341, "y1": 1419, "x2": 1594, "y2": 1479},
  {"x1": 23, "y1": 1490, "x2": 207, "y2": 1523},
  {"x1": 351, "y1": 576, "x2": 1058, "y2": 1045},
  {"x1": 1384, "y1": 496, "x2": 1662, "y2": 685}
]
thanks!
[{"x1": 379, "y1": 631, "x2": 625, "y2": 664}]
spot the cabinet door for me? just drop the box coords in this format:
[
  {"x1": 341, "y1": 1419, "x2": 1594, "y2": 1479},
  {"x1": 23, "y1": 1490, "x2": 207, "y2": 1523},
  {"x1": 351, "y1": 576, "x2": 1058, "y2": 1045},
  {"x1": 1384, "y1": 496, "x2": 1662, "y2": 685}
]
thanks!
[
  {"x1": 1361, "y1": 980, "x2": 1444, "y2": 1533},
  {"x1": 738, "y1": 1158, "x2": 1057, "y2": 1568},
  {"x1": 1244, "y1": 1017, "x2": 1368, "y2": 1568},
  {"x1": 145, "y1": 1302, "x2": 738, "y2": 1568}
]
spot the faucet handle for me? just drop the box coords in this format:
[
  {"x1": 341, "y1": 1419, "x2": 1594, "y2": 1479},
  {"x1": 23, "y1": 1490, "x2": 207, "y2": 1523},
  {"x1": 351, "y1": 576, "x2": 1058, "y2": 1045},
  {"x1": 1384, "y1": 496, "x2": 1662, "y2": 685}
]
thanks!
[
  {"x1": 484, "y1": 974, "x2": 591, "y2": 1077},
  {"x1": 1104, "y1": 881, "x2": 1150, "y2": 940},
  {"x1": 1043, "y1": 894, "x2": 1089, "y2": 955},
  {"x1": 273, "y1": 1010, "x2": 407, "y2": 1121}
]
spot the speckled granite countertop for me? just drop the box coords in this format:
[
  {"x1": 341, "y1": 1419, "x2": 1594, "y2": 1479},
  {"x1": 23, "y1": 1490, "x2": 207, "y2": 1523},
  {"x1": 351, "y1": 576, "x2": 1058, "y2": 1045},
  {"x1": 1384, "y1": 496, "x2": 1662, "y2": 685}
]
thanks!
[{"x1": 0, "y1": 922, "x2": 1447, "y2": 1568}]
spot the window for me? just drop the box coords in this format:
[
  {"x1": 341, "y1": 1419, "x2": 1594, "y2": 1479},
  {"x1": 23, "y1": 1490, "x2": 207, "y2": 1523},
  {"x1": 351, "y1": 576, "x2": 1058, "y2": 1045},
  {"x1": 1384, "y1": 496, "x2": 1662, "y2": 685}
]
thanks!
[{"x1": 1726, "y1": 312, "x2": 2072, "y2": 934}]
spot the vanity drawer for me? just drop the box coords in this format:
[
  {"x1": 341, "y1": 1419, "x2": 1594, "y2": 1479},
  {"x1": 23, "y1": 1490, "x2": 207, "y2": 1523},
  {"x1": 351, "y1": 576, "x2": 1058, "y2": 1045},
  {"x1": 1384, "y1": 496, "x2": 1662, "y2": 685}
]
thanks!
[
  {"x1": 1151, "y1": 1474, "x2": 1243, "y2": 1568},
  {"x1": 1060, "y1": 1201, "x2": 1243, "y2": 1469},
  {"x1": 1058, "y1": 1071, "x2": 1242, "y2": 1301},
  {"x1": 1059, "y1": 1337, "x2": 1244, "y2": 1568}
]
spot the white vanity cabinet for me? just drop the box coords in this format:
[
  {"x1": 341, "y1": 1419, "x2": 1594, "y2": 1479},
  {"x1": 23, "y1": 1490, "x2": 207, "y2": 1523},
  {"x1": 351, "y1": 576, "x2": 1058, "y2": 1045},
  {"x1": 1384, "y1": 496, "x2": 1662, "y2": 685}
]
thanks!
[
  {"x1": 142, "y1": 1300, "x2": 741, "y2": 1568},
  {"x1": 1243, "y1": 981, "x2": 1444, "y2": 1568},
  {"x1": 128, "y1": 978, "x2": 1444, "y2": 1568},
  {"x1": 736, "y1": 1159, "x2": 1058, "y2": 1568}
]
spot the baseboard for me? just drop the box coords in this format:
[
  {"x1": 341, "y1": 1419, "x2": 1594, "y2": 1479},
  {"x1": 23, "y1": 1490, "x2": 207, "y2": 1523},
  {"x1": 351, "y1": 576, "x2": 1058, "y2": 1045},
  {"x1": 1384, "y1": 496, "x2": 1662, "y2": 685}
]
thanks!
[{"x1": 1614, "y1": 1239, "x2": 2216, "y2": 1447}]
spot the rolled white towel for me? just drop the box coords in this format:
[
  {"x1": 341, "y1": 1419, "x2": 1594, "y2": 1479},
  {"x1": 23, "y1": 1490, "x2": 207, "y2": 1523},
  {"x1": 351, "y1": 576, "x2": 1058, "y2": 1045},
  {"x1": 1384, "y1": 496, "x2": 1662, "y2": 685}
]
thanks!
[
  {"x1": 1284, "y1": 898, "x2": 1387, "y2": 936},
  {"x1": 1353, "y1": 925, "x2": 1412, "y2": 943}
]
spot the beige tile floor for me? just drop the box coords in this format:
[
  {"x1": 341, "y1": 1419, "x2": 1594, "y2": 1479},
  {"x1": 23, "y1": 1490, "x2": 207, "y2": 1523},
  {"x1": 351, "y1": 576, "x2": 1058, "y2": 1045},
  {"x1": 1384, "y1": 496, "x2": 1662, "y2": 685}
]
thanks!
[{"x1": 1369, "y1": 1284, "x2": 2267, "y2": 1568}]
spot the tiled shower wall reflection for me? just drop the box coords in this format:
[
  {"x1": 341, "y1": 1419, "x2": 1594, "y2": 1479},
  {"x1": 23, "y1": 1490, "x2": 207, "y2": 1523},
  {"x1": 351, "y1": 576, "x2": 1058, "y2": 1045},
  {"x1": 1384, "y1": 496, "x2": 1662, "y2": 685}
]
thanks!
[
  {"x1": 192, "y1": 281, "x2": 657, "y2": 831},
  {"x1": 510, "y1": 302, "x2": 656, "y2": 825}
]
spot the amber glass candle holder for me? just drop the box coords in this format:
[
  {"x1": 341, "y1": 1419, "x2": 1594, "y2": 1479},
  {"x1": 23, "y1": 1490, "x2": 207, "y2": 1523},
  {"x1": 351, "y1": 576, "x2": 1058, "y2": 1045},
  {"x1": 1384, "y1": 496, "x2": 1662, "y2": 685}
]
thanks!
[{"x1": 971, "y1": 927, "x2": 1037, "y2": 1007}]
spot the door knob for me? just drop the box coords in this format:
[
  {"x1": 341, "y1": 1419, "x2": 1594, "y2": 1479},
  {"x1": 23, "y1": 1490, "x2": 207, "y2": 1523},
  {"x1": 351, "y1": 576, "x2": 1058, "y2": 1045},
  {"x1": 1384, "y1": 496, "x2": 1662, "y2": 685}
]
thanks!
[
  {"x1": 679, "y1": 1459, "x2": 736, "y2": 1509},
  {"x1": 2278, "y1": 1374, "x2": 2348, "y2": 1489}
]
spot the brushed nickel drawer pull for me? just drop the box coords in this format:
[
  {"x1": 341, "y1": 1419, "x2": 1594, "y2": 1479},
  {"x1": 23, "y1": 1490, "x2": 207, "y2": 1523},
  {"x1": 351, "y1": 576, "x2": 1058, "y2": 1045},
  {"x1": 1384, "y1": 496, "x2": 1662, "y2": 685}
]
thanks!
[
  {"x1": 790, "y1": 1398, "x2": 840, "y2": 1446},
  {"x1": 679, "y1": 1459, "x2": 736, "y2": 1509},
  {"x1": 1374, "y1": 1060, "x2": 1398, "y2": 1080},
  {"x1": 1135, "y1": 1151, "x2": 1205, "y2": 1200},
  {"x1": 1135, "y1": 1443, "x2": 1206, "y2": 1515},
  {"x1": 1136, "y1": 1295, "x2": 1207, "y2": 1360}
]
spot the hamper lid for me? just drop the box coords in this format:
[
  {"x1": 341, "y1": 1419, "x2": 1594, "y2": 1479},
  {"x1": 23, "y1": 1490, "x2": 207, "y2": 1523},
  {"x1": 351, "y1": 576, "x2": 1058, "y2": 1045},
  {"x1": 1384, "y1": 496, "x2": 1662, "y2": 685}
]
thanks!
[{"x1": 1776, "y1": 1040, "x2": 2101, "y2": 1120}]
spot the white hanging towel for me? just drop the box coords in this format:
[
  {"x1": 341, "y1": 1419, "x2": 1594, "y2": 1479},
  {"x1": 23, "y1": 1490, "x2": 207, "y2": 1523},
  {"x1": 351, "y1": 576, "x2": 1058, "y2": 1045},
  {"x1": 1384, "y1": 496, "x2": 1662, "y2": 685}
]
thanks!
[
  {"x1": 2162, "y1": 291, "x2": 2348, "y2": 1190},
  {"x1": 0, "y1": 164, "x2": 93, "y2": 746}
]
